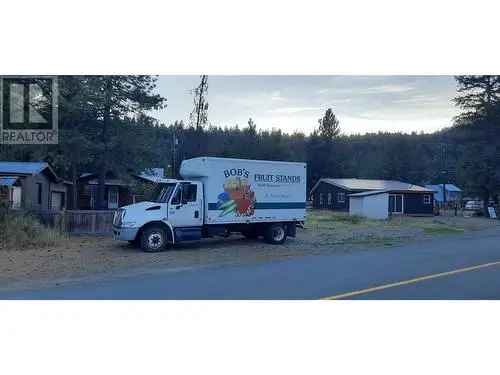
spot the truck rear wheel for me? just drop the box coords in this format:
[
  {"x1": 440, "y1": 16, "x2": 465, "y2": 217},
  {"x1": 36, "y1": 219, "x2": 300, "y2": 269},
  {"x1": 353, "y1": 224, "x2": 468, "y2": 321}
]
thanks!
[
  {"x1": 264, "y1": 223, "x2": 287, "y2": 245},
  {"x1": 140, "y1": 225, "x2": 168, "y2": 252}
]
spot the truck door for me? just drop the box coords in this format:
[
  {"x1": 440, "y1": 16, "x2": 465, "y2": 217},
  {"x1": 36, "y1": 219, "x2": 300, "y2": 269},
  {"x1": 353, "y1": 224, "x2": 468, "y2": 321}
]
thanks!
[{"x1": 169, "y1": 182, "x2": 203, "y2": 227}]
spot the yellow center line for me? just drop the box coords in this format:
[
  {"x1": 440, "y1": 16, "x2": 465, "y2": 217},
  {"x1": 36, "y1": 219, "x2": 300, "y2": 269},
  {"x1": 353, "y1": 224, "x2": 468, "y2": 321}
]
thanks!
[{"x1": 322, "y1": 260, "x2": 500, "y2": 300}]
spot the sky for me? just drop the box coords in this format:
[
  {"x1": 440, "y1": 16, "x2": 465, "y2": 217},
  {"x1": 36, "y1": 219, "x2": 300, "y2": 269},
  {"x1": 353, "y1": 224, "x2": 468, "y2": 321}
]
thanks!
[{"x1": 153, "y1": 76, "x2": 459, "y2": 135}]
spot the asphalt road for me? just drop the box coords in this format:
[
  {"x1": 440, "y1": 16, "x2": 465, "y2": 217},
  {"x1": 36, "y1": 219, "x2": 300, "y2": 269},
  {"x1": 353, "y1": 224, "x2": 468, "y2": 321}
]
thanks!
[{"x1": 2, "y1": 228, "x2": 500, "y2": 299}]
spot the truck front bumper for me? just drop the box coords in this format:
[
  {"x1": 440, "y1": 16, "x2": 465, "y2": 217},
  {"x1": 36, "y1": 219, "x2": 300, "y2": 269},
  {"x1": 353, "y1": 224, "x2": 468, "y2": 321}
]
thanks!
[{"x1": 113, "y1": 226, "x2": 139, "y2": 241}]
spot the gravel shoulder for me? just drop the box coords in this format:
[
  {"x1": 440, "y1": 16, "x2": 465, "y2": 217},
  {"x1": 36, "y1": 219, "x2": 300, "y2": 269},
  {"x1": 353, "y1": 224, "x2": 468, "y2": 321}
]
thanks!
[{"x1": 1, "y1": 211, "x2": 499, "y2": 292}]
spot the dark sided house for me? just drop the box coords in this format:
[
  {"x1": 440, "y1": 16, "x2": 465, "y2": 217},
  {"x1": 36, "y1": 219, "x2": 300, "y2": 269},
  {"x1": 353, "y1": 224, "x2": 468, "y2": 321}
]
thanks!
[
  {"x1": 310, "y1": 178, "x2": 435, "y2": 216},
  {"x1": 77, "y1": 172, "x2": 134, "y2": 210},
  {"x1": 0, "y1": 161, "x2": 71, "y2": 211},
  {"x1": 76, "y1": 168, "x2": 165, "y2": 210}
]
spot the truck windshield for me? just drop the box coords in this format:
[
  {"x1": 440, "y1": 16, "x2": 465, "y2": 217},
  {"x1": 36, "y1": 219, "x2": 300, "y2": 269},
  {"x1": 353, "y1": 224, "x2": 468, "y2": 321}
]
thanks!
[{"x1": 153, "y1": 183, "x2": 177, "y2": 203}]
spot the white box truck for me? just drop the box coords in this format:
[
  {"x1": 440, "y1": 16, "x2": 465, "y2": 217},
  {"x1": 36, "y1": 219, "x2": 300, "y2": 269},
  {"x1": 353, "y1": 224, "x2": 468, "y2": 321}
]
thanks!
[{"x1": 113, "y1": 157, "x2": 307, "y2": 252}]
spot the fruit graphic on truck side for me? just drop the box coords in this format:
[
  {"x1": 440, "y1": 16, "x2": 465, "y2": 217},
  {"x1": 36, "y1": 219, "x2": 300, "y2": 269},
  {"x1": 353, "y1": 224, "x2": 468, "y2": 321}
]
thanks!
[{"x1": 217, "y1": 177, "x2": 256, "y2": 217}]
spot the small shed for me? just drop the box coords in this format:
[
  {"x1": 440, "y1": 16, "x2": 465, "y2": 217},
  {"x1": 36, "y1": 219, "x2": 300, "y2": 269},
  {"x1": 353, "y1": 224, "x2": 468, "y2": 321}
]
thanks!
[{"x1": 349, "y1": 190, "x2": 390, "y2": 219}]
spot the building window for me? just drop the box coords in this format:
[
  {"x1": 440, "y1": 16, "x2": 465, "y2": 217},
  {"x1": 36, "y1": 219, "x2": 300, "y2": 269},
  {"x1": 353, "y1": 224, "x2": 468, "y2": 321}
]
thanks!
[
  {"x1": 108, "y1": 186, "x2": 119, "y2": 209},
  {"x1": 424, "y1": 194, "x2": 432, "y2": 204},
  {"x1": 319, "y1": 193, "x2": 323, "y2": 206},
  {"x1": 36, "y1": 183, "x2": 43, "y2": 205},
  {"x1": 327, "y1": 193, "x2": 332, "y2": 205},
  {"x1": 337, "y1": 192, "x2": 345, "y2": 203}
]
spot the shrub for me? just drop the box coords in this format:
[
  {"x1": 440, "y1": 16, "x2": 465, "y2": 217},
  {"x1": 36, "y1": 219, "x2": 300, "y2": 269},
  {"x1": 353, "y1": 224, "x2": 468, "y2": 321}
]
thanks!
[{"x1": 0, "y1": 209, "x2": 67, "y2": 250}]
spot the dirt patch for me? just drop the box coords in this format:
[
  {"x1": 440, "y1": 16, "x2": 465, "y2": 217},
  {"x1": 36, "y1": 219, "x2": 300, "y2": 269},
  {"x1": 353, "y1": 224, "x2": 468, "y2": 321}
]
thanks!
[{"x1": 1, "y1": 210, "x2": 499, "y2": 291}]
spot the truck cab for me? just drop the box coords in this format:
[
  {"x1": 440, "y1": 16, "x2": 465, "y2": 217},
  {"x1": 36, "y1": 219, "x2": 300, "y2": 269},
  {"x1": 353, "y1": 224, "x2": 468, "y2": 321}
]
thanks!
[{"x1": 113, "y1": 179, "x2": 204, "y2": 251}]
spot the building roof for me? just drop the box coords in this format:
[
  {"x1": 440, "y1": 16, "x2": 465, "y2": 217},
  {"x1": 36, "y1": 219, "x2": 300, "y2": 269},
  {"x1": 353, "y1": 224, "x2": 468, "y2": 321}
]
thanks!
[
  {"x1": 425, "y1": 184, "x2": 462, "y2": 192},
  {"x1": 0, "y1": 176, "x2": 19, "y2": 186},
  {"x1": 349, "y1": 189, "x2": 392, "y2": 197},
  {"x1": 134, "y1": 168, "x2": 165, "y2": 183},
  {"x1": 312, "y1": 178, "x2": 433, "y2": 193},
  {"x1": 0, "y1": 161, "x2": 59, "y2": 181},
  {"x1": 0, "y1": 161, "x2": 48, "y2": 175}
]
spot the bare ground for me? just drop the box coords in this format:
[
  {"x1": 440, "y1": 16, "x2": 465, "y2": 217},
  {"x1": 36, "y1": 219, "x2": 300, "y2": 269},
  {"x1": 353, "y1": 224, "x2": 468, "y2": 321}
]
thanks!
[{"x1": 1, "y1": 211, "x2": 499, "y2": 291}]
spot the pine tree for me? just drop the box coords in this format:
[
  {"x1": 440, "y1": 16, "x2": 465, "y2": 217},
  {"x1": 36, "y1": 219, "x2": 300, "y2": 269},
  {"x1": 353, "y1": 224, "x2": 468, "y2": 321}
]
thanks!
[
  {"x1": 454, "y1": 75, "x2": 500, "y2": 122},
  {"x1": 318, "y1": 108, "x2": 341, "y2": 139},
  {"x1": 453, "y1": 75, "x2": 500, "y2": 215},
  {"x1": 82, "y1": 76, "x2": 167, "y2": 209}
]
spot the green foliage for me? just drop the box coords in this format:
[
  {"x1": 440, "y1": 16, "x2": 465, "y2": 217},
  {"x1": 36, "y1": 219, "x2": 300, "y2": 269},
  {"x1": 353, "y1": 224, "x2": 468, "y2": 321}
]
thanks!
[
  {"x1": 0, "y1": 112, "x2": 459, "y2": 196},
  {"x1": 454, "y1": 75, "x2": 500, "y2": 121},
  {"x1": 452, "y1": 75, "x2": 500, "y2": 212}
]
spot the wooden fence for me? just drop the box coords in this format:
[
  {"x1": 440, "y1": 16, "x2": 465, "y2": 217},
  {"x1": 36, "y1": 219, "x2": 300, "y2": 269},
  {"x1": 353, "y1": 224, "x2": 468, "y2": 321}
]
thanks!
[{"x1": 36, "y1": 210, "x2": 116, "y2": 234}]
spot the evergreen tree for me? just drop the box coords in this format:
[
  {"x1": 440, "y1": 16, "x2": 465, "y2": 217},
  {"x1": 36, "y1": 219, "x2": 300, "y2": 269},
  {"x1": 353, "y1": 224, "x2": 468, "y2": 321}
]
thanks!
[
  {"x1": 454, "y1": 75, "x2": 500, "y2": 121},
  {"x1": 453, "y1": 75, "x2": 500, "y2": 215},
  {"x1": 82, "y1": 76, "x2": 166, "y2": 209},
  {"x1": 318, "y1": 108, "x2": 341, "y2": 139}
]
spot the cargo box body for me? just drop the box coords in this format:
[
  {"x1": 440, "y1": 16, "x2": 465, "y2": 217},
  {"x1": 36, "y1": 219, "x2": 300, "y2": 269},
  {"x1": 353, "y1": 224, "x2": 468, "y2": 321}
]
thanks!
[{"x1": 180, "y1": 157, "x2": 306, "y2": 225}]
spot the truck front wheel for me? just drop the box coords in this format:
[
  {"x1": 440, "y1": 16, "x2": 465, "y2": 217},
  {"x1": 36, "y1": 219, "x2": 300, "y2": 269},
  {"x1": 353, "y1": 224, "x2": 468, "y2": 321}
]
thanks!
[
  {"x1": 140, "y1": 225, "x2": 168, "y2": 252},
  {"x1": 264, "y1": 223, "x2": 287, "y2": 245}
]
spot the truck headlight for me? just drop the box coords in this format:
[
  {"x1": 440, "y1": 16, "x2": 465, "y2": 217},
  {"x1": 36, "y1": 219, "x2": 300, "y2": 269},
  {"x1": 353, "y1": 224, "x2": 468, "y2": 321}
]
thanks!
[{"x1": 113, "y1": 209, "x2": 126, "y2": 226}]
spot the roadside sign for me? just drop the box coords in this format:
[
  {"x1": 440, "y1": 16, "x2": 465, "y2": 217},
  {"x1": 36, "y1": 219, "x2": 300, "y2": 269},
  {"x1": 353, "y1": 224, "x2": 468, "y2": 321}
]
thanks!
[{"x1": 488, "y1": 207, "x2": 497, "y2": 219}]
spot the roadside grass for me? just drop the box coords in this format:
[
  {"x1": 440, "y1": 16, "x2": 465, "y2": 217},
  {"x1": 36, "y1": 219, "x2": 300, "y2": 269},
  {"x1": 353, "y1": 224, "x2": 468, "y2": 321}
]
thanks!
[
  {"x1": 306, "y1": 210, "x2": 365, "y2": 228},
  {"x1": 304, "y1": 209, "x2": 485, "y2": 246},
  {"x1": 386, "y1": 216, "x2": 466, "y2": 234},
  {"x1": 0, "y1": 209, "x2": 68, "y2": 251},
  {"x1": 422, "y1": 226, "x2": 464, "y2": 235}
]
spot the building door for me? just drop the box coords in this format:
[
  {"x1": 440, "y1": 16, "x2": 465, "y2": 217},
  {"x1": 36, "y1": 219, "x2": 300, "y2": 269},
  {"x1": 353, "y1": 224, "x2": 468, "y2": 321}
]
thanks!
[
  {"x1": 11, "y1": 186, "x2": 22, "y2": 209},
  {"x1": 389, "y1": 194, "x2": 404, "y2": 214},
  {"x1": 108, "y1": 187, "x2": 119, "y2": 209}
]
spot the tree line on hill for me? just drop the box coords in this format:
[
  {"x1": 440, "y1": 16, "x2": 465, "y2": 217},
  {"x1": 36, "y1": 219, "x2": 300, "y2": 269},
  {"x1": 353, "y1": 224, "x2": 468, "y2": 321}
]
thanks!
[{"x1": 1, "y1": 75, "x2": 499, "y2": 213}]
